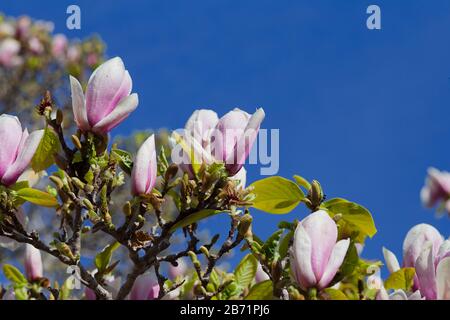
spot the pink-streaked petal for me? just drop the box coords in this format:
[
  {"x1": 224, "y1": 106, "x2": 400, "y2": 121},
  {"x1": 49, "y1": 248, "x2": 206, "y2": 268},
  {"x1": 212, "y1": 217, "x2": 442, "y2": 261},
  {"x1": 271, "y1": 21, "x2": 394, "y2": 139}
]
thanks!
[
  {"x1": 302, "y1": 210, "x2": 337, "y2": 281},
  {"x1": 0, "y1": 114, "x2": 23, "y2": 177},
  {"x1": 415, "y1": 243, "x2": 437, "y2": 300},
  {"x1": 436, "y1": 257, "x2": 450, "y2": 300},
  {"x1": 403, "y1": 223, "x2": 443, "y2": 268},
  {"x1": 86, "y1": 57, "x2": 129, "y2": 125},
  {"x1": 185, "y1": 109, "x2": 219, "y2": 145},
  {"x1": 389, "y1": 290, "x2": 409, "y2": 300},
  {"x1": 1, "y1": 130, "x2": 44, "y2": 186},
  {"x1": 382, "y1": 247, "x2": 400, "y2": 274},
  {"x1": 291, "y1": 224, "x2": 316, "y2": 289},
  {"x1": 225, "y1": 108, "x2": 265, "y2": 175},
  {"x1": 131, "y1": 134, "x2": 156, "y2": 195},
  {"x1": 92, "y1": 93, "x2": 138, "y2": 134},
  {"x1": 317, "y1": 238, "x2": 350, "y2": 289},
  {"x1": 24, "y1": 244, "x2": 43, "y2": 281},
  {"x1": 70, "y1": 76, "x2": 90, "y2": 131}
]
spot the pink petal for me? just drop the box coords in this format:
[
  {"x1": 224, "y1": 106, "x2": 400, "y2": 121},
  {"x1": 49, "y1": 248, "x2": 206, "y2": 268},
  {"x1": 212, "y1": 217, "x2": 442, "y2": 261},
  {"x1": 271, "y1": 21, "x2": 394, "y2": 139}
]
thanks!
[
  {"x1": 85, "y1": 57, "x2": 131, "y2": 126},
  {"x1": 291, "y1": 224, "x2": 316, "y2": 289},
  {"x1": 0, "y1": 114, "x2": 23, "y2": 178},
  {"x1": 92, "y1": 93, "x2": 138, "y2": 134},
  {"x1": 436, "y1": 257, "x2": 450, "y2": 300},
  {"x1": 382, "y1": 247, "x2": 400, "y2": 274},
  {"x1": 70, "y1": 76, "x2": 90, "y2": 131},
  {"x1": 302, "y1": 210, "x2": 337, "y2": 281},
  {"x1": 415, "y1": 243, "x2": 437, "y2": 300},
  {"x1": 24, "y1": 244, "x2": 43, "y2": 280},
  {"x1": 317, "y1": 238, "x2": 350, "y2": 289},
  {"x1": 131, "y1": 134, "x2": 156, "y2": 195},
  {"x1": 1, "y1": 130, "x2": 44, "y2": 186},
  {"x1": 225, "y1": 108, "x2": 265, "y2": 175}
]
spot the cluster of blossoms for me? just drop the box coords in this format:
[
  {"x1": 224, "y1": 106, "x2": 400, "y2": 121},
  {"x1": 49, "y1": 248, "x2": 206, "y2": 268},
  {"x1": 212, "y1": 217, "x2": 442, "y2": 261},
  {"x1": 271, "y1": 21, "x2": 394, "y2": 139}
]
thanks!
[
  {"x1": 0, "y1": 14, "x2": 102, "y2": 69},
  {"x1": 0, "y1": 14, "x2": 105, "y2": 130},
  {"x1": 0, "y1": 54, "x2": 448, "y2": 300}
]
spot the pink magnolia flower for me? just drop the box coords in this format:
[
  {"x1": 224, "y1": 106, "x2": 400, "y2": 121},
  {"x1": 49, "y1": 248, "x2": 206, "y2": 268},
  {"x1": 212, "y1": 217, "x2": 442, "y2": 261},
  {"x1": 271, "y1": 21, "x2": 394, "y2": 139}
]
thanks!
[
  {"x1": 24, "y1": 244, "x2": 43, "y2": 281},
  {"x1": 290, "y1": 210, "x2": 350, "y2": 290},
  {"x1": 213, "y1": 108, "x2": 265, "y2": 176},
  {"x1": 169, "y1": 258, "x2": 188, "y2": 279},
  {"x1": 402, "y1": 224, "x2": 443, "y2": 269},
  {"x1": 131, "y1": 134, "x2": 157, "y2": 196},
  {"x1": 0, "y1": 114, "x2": 43, "y2": 186},
  {"x1": 0, "y1": 38, "x2": 22, "y2": 67},
  {"x1": 415, "y1": 240, "x2": 450, "y2": 299},
  {"x1": 28, "y1": 37, "x2": 43, "y2": 54},
  {"x1": 255, "y1": 262, "x2": 270, "y2": 284},
  {"x1": 420, "y1": 167, "x2": 450, "y2": 208},
  {"x1": 176, "y1": 108, "x2": 264, "y2": 179},
  {"x1": 51, "y1": 33, "x2": 68, "y2": 58},
  {"x1": 70, "y1": 57, "x2": 138, "y2": 134},
  {"x1": 129, "y1": 274, "x2": 159, "y2": 300}
]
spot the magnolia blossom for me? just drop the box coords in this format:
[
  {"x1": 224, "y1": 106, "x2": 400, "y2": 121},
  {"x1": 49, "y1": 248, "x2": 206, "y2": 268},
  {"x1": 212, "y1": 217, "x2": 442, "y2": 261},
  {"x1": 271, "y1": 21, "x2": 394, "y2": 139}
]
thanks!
[
  {"x1": 131, "y1": 134, "x2": 157, "y2": 196},
  {"x1": 290, "y1": 210, "x2": 350, "y2": 290},
  {"x1": 0, "y1": 38, "x2": 22, "y2": 67},
  {"x1": 129, "y1": 274, "x2": 159, "y2": 300},
  {"x1": 70, "y1": 57, "x2": 139, "y2": 134},
  {"x1": 169, "y1": 258, "x2": 188, "y2": 279},
  {"x1": 175, "y1": 108, "x2": 264, "y2": 180},
  {"x1": 415, "y1": 240, "x2": 450, "y2": 299},
  {"x1": 51, "y1": 33, "x2": 68, "y2": 58},
  {"x1": 0, "y1": 114, "x2": 43, "y2": 186},
  {"x1": 255, "y1": 262, "x2": 270, "y2": 284},
  {"x1": 24, "y1": 244, "x2": 43, "y2": 281},
  {"x1": 383, "y1": 224, "x2": 450, "y2": 300},
  {"x1": 420, "y1": 167, "x2": 450, "y2": 210}
]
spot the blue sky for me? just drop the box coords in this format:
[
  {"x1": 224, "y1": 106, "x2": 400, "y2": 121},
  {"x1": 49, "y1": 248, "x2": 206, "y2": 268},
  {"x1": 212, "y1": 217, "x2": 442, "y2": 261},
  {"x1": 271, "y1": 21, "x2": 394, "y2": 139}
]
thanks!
[{"x1": 2, "y1": 0, "x2": 450, "y2": 269}]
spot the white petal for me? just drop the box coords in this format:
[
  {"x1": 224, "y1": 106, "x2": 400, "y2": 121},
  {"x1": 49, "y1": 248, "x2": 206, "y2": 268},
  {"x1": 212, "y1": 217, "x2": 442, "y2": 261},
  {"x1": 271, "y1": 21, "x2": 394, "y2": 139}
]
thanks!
[
  {"x1": 92, "y1": 93, "x2": 138, "y2": 133},
  {"x1": 317, "y1": 238, "x2": 350, "y2": 289},
  {"x1": 70, "y1": 76, "x2": 90, "y2": 131},
  {"x1": 382, "y1": 247, "x2": 400, "y2": 274},
  {"x1": 437, "y1": 257, "x2": 450, "y2": 300}
]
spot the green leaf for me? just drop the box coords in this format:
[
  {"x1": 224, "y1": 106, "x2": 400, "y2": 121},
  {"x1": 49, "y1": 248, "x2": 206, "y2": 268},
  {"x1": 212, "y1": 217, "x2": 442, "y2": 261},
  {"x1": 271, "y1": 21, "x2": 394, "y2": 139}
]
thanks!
[
  {"x1": 16, "y1": 188, "x2": 58, "y2": 207},
  {"x1": 234, "y1": 254, "x2": 258, "y2": 290},
  {"x1": 293, "y1": 175, "x2": 311, "y2": 190},
  {"x1": 14, "y1": 286, "x2": 29, "y2": 300},
  {"x1": 249, "y1": 176, "x2": 304, "y2": 214},
  {"x1": 169, "y1": 209, "x2": 223, "y2": 233},
  {"x1": 9, "y1": 181, "x2": 29, "y2": 191},
  {"x1": 322, "y1": 198, "x2": 377, "y2": 240},
  {"x1": 262, "y1": 229, "x2": 284, "y2": 262},
  {"x1": 95, "y1": 242, "x2": 120, "y2": 274},
  {"x1": 322, "y1": 288, "x2": 348, "y2": 300},
  {"x1": 208, "y1": 268, "x2": 221, "y2": 291},
  {"x1": 31, "y1": 127, "x2": 60, "y2": 171},
  {"x1": 278, "y1": 230, "x2": 294, "y2": 259},
  {"x1": 111, "y1": 148, "x2": 133, "y2": 175},
  {"x1": 245, "y1": 280, "x2": 273, "y2": 300},
  {"x1": 3, "y1": 264, "x2": 27, "y2": 285},
  {"x1": 384, "y1": 268, "x2": 415, "y2": 291}
]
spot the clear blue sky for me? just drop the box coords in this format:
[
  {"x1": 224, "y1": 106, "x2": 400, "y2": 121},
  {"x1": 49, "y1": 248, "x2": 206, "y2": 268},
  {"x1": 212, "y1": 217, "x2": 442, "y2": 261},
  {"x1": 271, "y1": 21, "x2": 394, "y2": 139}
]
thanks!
[{"x1": 3, "y1": 0, "x2": 450, "y2": 268}]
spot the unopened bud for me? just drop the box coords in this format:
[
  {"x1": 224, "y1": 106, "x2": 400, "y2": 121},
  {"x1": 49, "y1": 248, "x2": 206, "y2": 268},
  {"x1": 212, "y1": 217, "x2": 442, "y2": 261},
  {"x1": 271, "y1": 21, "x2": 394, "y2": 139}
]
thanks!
[
  {"x1": 200, "y1": 246, "x2": 209, "y2": 257},
  {"x1": 238, "y1": 214, "x2": 253, "y2": 238},
  {"x1": 49, "y1": 176, "x2": 64, "y2": 190},
  {"x1": 122, "y1": 201, "x2": 132, "y2": 217},
  {"x1": 310, "y1": 180, "x2": 323, "y2": 206},
  {"x1": 82, "y1": 198, "x2": 94, "y2": 210},
  {"x1": 84, "y1": 184, "x2": 94, "y2": 193},
  {"x1": 71, "y1": 135, "x2": 82, "y2": 150},
  {"x1": 71, "y1": 177, "x2": 85, "y2": 190}
]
